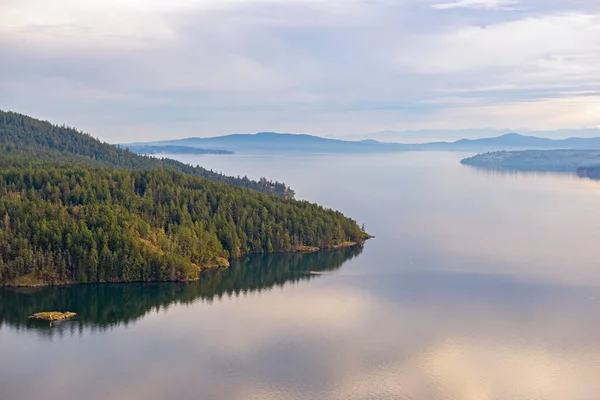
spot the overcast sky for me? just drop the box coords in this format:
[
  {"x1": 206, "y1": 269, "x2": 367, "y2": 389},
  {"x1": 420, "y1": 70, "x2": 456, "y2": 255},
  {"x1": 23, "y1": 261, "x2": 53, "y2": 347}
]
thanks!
[{"x1": 1, "y1": 0, "x2": 599, "y2": 142}]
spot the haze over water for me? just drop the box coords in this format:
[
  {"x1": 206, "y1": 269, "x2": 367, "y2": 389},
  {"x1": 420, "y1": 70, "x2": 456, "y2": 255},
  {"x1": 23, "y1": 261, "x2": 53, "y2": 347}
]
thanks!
[{"x1": 2, "y1": 152, "x2": 600, "y2": 400}]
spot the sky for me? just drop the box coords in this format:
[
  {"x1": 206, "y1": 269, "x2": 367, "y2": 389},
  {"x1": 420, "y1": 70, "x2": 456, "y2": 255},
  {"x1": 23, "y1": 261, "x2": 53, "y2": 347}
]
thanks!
[{"x1": 1, "y1": 0, "x2": 600, "y2": 142}]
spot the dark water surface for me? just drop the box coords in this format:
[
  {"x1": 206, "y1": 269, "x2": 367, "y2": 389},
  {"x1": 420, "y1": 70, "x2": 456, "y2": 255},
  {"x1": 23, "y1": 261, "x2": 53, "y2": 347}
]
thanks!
[{"x1": 2, "y1": 152, "x2": 600, "y2": 400}]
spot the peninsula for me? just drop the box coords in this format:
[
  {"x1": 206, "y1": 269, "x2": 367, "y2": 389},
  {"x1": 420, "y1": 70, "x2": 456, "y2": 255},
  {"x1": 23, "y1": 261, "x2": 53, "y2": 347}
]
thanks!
[
  {"x1": 125, "y1": 144, "x2": 234, "y2": 155},
  {"x1": 460, "y1": 150, "x2": 600, "y2": 179},
  {"x1": 0, "y1": 110, "x2": 370, "y2": 286}
]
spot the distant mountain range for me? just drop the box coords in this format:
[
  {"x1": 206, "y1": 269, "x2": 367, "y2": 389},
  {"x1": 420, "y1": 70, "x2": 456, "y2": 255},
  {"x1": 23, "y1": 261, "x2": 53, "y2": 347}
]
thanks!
[
  {"x1": 365, "y1": 128, "x2": 600, "y2": 143},
  {"x1": 126, "y1": 132, "x2": 406, "y2": 154},
  {"x1": 125, "y1": 132, "x2": 600, "y2": 154},
  {"x1": 417, "y1": 133, "x2": 600, "y2": 151}
]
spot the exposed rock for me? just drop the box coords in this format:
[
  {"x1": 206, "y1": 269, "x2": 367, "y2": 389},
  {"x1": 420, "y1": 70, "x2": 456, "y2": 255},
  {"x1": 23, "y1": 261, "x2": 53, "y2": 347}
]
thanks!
[{"x1": 29, "y1": 312, "x2": 77, "y2": 322}]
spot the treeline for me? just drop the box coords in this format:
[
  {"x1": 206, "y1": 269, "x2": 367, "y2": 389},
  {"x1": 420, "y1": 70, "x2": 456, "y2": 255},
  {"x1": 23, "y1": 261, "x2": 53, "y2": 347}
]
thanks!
[
  {"x1": 0, "y1": 110, "x2": 293, "y2": 197},
  {"x1": 577, "y1": 165, "x2": 600, "y2": 180},
  {"x1": 0, "y1": 164, "x2": 369, "y2": 285}
]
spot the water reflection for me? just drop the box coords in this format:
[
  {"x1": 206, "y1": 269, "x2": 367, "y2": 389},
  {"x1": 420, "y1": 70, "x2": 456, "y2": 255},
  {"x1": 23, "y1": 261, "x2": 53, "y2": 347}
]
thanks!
[
  {"x1": 461, "y1": 163, "x2": 600, "y2": 184},
  {"x1": 3, "y1": 152, "x2": 600, "y2": 400},
  {"x1": 0, "y1": 245, "x2": 363, "y2": 334}
]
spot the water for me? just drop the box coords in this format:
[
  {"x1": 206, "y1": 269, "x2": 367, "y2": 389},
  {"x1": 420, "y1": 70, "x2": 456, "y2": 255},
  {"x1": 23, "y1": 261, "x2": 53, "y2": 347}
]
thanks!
[{"x1": 2, "y1": 152, "x2": 600, "y2": 400}]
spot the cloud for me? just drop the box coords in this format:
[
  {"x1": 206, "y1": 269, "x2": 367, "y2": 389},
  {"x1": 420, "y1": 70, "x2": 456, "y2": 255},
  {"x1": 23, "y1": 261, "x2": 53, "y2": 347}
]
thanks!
[
  {"x1": 0, "y1": 0, "x2": 599, "y2": 140},
  {"x1": 432, "y1": 0, "x2": 520, "y2": 10},
  {"x1": 396, "y1": 13, "x2": 600, "y2": 74}
]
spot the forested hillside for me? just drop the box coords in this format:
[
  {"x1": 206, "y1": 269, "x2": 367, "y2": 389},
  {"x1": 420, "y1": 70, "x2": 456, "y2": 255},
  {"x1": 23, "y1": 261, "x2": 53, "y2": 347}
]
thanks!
[
  {"x1": 0, "y1": 110, "x2": 293, "y2": 197},
  {"x1": 0, "y1": 164, "x2": 369, "y2": 285}
]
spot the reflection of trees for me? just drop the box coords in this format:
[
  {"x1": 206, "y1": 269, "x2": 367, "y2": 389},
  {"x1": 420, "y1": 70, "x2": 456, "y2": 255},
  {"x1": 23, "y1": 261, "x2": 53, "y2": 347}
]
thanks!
[{"x1": 0, "y1": 245, "x2": 363, "y2": 334}]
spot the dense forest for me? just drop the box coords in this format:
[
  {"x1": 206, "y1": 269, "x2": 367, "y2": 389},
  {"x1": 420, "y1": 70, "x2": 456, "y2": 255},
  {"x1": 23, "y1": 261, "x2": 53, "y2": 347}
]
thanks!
[
  {"x1": 0, "y1": 108, "x2": 369, "y2": 285},
  {"x1": 0, "y1": 110, "x2": 370, "y2": 286},
  {"x1": 0, "y1": 110, "x2": 293, "y2": 197},
  {"x1": 0, "y1": 163, "x2": 369, "y2": 286}
]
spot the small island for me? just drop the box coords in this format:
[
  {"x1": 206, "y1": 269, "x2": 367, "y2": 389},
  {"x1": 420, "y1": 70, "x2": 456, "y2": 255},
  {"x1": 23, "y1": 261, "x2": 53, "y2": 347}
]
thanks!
[{"x1": 29, "y1": 312, "x2": 77, "y2": 322}]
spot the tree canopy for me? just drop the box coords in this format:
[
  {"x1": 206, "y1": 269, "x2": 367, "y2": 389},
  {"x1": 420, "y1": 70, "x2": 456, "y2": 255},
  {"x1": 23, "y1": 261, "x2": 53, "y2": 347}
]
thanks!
[
  {"x1": 0, "y1": 110, "x2": 293, "y2": 197},
  {"x1": 0, "y1": 111, "x2": 369, "y2": 285}
]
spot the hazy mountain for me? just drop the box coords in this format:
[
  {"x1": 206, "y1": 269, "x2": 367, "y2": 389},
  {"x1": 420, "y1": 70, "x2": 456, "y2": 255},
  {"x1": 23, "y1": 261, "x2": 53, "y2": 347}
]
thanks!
[
  {"x1": 127, "y1": 132, "x2": 407, "y2": 154},
  {"x1": 366, "y1": 128, "x2": 600, "y2": 143},
  {"x1": 128, "y1": 132, "x2": 600, "y2": 154},
  {"x1": 366, "y1": 128, "x2": 512, "y2": 143},
  {"x1": 419, "y1": 133, "x2": 600, "y2": 151}
]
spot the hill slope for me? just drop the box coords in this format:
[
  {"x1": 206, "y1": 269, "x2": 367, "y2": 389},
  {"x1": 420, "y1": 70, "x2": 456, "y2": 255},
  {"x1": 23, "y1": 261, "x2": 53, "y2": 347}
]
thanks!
[
  {"x1": 0, "y1": 165, "x2": 370, "y2": 286},
  {"x1": 0, "y1": 110, "x2": 370, "y2": 286},
  {"x1": 0, "y1": 110, "x2": 292, "y2": 197}
]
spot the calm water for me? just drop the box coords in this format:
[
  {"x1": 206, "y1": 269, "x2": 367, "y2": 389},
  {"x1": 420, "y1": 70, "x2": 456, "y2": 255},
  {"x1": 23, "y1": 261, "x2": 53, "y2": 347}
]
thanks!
[{"x1": 2, "y1": 152, "x2": 600, "y2": 400}]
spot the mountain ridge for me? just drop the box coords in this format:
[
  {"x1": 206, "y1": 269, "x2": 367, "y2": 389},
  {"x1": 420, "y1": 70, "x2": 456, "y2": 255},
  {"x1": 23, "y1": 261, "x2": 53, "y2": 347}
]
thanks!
[
  {"x1": 365, "y1": 128, "x2": 600, "y2": 143},
  {"x1": 128, "y1": 131, "x2": 405, "y2": 153},
  {"x1": 126, "y1": 131, "x2": 600, "y2": 154}
]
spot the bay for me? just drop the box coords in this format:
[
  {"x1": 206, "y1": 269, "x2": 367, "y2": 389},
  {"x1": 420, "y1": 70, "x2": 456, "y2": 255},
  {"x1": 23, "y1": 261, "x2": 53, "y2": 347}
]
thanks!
[{"x1": 2, "y1": 152, "x2": 600, "y2": 400}]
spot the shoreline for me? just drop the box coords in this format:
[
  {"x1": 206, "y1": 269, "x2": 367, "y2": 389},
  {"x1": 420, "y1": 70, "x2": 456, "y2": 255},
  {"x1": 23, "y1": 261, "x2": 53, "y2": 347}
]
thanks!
[{"x1": 0, "y1": 241, "x2": 370, "y2": 288}]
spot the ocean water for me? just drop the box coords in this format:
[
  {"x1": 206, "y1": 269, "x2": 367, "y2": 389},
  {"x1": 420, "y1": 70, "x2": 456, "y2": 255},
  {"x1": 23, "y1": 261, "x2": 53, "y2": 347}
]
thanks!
[{"x1": 2, "y1": 152, "x2": 600, "y2": 400}]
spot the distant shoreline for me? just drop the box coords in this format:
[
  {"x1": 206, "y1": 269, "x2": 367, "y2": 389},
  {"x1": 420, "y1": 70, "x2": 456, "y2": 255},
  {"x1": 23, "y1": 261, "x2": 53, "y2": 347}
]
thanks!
[
  {"x1": 461, "y1": 150, "x2": 600, "y2": 180},
  {"x1": 123, "y1": 132, "x2": 600, "y2": 155}
]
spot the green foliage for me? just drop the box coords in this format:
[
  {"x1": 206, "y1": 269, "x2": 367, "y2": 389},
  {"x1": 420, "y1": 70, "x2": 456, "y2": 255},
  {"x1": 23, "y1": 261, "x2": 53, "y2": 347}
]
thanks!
[
  {"x1": 0, "y1": 110, "x2": 294, "y2": 197},
  {"x1": 0, "y1": 110, "x2": 368, "y2": 285},
  {"x1": 0, "y1": 165, "x2": 369, "y2": 284}
]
